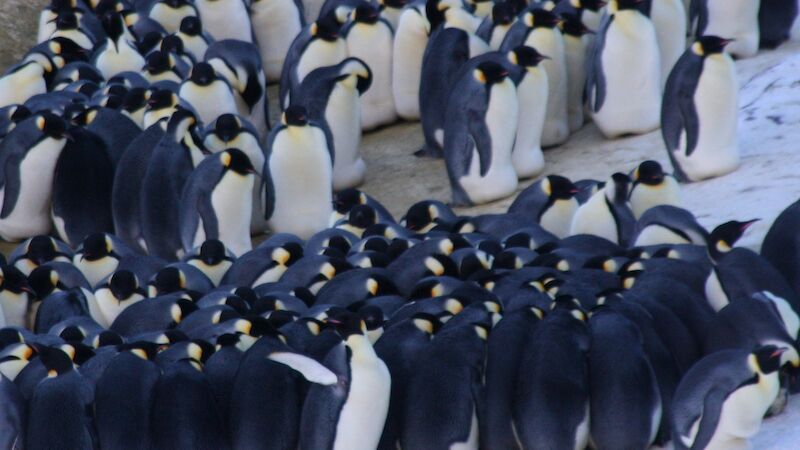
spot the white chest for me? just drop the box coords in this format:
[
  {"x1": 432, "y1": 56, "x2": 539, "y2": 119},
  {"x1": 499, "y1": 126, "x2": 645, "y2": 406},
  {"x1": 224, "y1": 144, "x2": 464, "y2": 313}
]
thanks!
[{"x1": 207, "y1": 171, "x2": 254, "y2": 256}]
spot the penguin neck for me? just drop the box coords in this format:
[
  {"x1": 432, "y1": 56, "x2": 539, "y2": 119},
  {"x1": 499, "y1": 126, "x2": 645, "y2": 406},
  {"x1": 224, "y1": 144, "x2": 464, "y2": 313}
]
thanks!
[
  {"x1": 345, "y1": 334, "x2": 378, "y2": 362},
  {"x1": 444, "y1": 8, "x2": 480, "y2": 33}
]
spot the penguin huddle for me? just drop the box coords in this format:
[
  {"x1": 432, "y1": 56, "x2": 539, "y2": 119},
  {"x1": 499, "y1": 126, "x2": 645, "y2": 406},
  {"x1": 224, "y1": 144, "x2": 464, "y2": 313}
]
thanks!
[{"x1": 3, "y1": 155, "x2": 800, "y2": 449}]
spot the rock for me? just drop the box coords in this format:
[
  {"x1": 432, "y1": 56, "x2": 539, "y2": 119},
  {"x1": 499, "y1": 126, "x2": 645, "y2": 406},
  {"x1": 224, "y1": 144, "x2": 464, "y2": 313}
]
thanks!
[{"x1": 0, "y1": 0, "x2": 48, "y2": 72}]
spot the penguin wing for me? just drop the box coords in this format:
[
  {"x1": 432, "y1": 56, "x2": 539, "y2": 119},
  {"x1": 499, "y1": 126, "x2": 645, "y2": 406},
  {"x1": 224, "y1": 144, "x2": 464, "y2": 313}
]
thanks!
[
  {"x1": 690, "y1": 386, "x2": 734, "y2": 450},
  {"x1": 662, "y1": 54, "x2": 702, "y2": 156},
  {"x1": 586, "y1": 14, "x2": 612, "y2": 113},
  {"x1": 299, "y1": 343, "x2": 351, "y2": 450},
  {"x1": 268, "y1": 352, "x2": 338, "y2": 385},
  {"x1": 468, "y1": 102, "x2": 494, "y2": 177},
  {"x1": 262, "y1": 130, "x2": 280, "y2": 221},
  {"x1": 498, "y1": 21, "x2": 527, "y2": 52},
  {"x1": 0, "y1": 152, "x2": 23, "y2": 219}
]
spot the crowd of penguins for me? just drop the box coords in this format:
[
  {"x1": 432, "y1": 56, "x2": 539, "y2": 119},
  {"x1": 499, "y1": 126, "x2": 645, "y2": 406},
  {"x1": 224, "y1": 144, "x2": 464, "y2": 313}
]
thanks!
[{"x1": 0, "y1": 0, "x2": 800, "y2": 449}]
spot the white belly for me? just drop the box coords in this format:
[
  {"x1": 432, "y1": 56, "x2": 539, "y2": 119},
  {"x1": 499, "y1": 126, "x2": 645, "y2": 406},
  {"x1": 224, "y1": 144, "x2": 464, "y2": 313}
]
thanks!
[
  {"x1": 95, "y1": 40, "x2": 146, "y2": 79},
  {"x1": 251, "y1": 264, "x2": 287, "y2": 287},
  {"x1": 570, "y1": 193, "x2": 618, "y2": 243},
  {"x1": 268, "y1": 127, "x2": 334, "y2": 239},
  {"x1": 458, "y1": 79, "x2": 519, "y2": 204},
  {"x1": 74, "y1": 257, "x2": 119, "y2": 288},
  {"x1": 489, "y1": 24, "x2": 512, "y2": 50},
  {"x1": 149, "y1": 3, "x2": 197, "y2": 33},
  {"x1": 196, "y1": 0, "x2": 253, "y2": 42},
  {"x1": 188, "y1": 260, "x2": 232, "y2": 286},
  {"x1": 634, "y1": 224, "x2": 692, "y2": 246},
  {"x1": 564, "y1": 34, "x2": 589, "y2": 132},
  {"x1": 0, "y1": 291, "x2": 29, "y2": 328},
  {"x1": 326, "y1": 83, "x2": 365, "y2": 191},
  {"x1": 0, "y1": 138, "x2": 65, "y2": 241},
  {"x1": 705, "y1": 268, "x2": 729, "y2": 312},
  {"x1": 706, "y1": 374, "x2": 779, "y2": 449},
  {"x1": 704, "y1": 0, "x2": 760, "y2": 58},
  {"x1": 651, "y1": 0, "x2": 687, "y2": 86},
  {"x1": 179, "y1": 81, "x2": 239, "y2": 127},
  {"x1": 180, "y1": 35, "x2": 209, "y2": 61},
  {"x1": 512, "y1": 68, "x2": 548, "y2": 179},
  {"x1": 540, "y1": 198, "x2": 579, "y2": 239},
  {"x1": 347, "y1": 23, "x2": 397, "y2": 130},
  {"x1": 524, "y1": 28, "x2": 569, "y2": 146},
  {"x1": 592, "y1": 11, "x2": 662, "y2": 138},
  {"x1": 200, "y1": 171, "x2": 254, "y2": 257},
  {"x1": 629, "y1": 178, "x2": 682, "y2": 219},
  {"x1": 95, "y1": 289, "x2": 144, "y2": 328},
  {"x1": 673, "y1": 54, "x2": 740, "y2": 181},
  {"x1": 296, "y1": 39, "x2": 348, "y2": 84},
  {"x1": 0, "y1": 64, "x2": 46, "y2": 108},
  {"x1": 252, "y1": 0, "x2": 303, "y2": 81},
  {"x1": 392, "y1": 7, "x2": 428, "y2": 120}
]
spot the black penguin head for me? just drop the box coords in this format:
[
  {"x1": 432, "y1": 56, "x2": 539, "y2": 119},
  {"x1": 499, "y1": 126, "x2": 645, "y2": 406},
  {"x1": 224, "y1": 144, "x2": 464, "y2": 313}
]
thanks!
[
  {"x1": 35, "y1": 112, "x2": 69, "y2": 140},
  {"x1": 109, "y1": 270, "x2": 139, "y2": 300},
  {"x1": 179, "y1": 16, "x2": 203, "y2": 35},
  {"x1": 424, "y1": 253, "x2": 459, "y2": 278},
  {"x1": 753, "y1": 345, "x2": 786, "y2": 374},
  {"x1": 161, "y1": 34, "x2": 186, "y2": 56},
  {"x1": 144, "y1": 50, "x2": 172, "y2": 74},
  {"x1": 198, "y1": 239, "x2": 228, "y2": 265},
  {"x1": 543, "y1": 174, "x2": 579, "y2": 200},
  {"x1": 28, "y1": 266, "x2": 63, "y2": 299},
  {"x1": 613, "y1": 0, "x2": 646, "y2": 12},
  {"x1": 55, "y1": 10, "x2": 79, "y2": 30},
  {"x1": 153, "y1": 267, "x2": 186, "y2": 295},
  {"x1": 221, "y1": 148, "x2": 256, "y2": 176},
  {"x1": 356, "y1": 305, "x2": 385, "y2": 331},
  {"x1": 146, "y1": 88, "x2": 177, "y2": 110},
  {"x1": 633, "y1": 160, "x2": 665, "y2": 186},
  {"x1": 189, "y1": 62, "x2": 215, "y2": 86},
  {"x1": 491, "y1": 2, "x2": 515, "y2": 25},
  {"x1": 326, "y1": 310, "x2": 366, "y2": 339},
  {"x1": 693, "y1": 35, "x2": 734, "y2": 56},
  {"x1": 170, "y1": 299, "x2": 199, "y2": 326},
  {"x1": 380, "y1": 0, "x2": 409, "y2": 8},
  {"x1": 551, "y1": 294, "x2": 587, "y2": 322},
  {"x1": 101, "y1": 11, "x2": 125, "y2": 41},
  {"x1": 92, "y1": 330, "x2": 124, "y2": 348},
  {"x1": 333, "y1": 188, "x2": 366, "y2": 214},
  {"x1": 509, "y1": 45, "x2": 549, "y2": 69},
  {"x1": 523, "y1": 9, "x2": 561, "y2": 29},
  {"x1": 9, "y1": 105, "x2": 32, "y2": 123},
  {"x1": 164, "y1": 0, "x2": 191, "y2": 8},
  {"x1": 474, "y1": 61, "x2": 509, "y2": 85},
  {"x1": 708, "y1": 219, "x2": 758, "y2": 257},
  {"x1": 312, "y1": 14, "x2": 342, "y2": 42},
  {"x1": 37, "y1": 346, "x2": 74, "y2": 377},
  {"x1": 272, "y1": 242, "x2": 304, "y2": 267},
  {"x1": 80, "y1": 233, "x2": 113, "y2": 261},
  {"x1": 214, "y1": 114, "x2": 241, "y2": 142},
  {"x1": 425, "y1": 0, "x2": 451, "y2": 31},
  {"x1": 353, "y1": 2, "x2": 381, "y2": 23},
  {"x1": 570, "y1": 0, "x2": 607, "y2": 11},
  {"x1": 121, "y1": 87, "x2": 148, "y2": 112},
  {"x1": 165, "y1": 107, "x2": 198, "y2": 139},
  {"x1": 59, "y1": 326, "x2": 87, "y2": 343},
  {"x1": 0, "y1": 265, "x2": 33, "y2": 296},
  {"x1": 283, "y1": 105, "x2": 309, "y2": 127},
  {"x1": 24, "y1": 235, "x2": 64, "y2": 265},
  {"x1": 337, "y1": 58, "x2": 372, "y2": 94},
  {"x1": 560, "y1": 12, "x2": 594, "y2": 37},
  {"x1": 404, "y1": 201, "x2": 442, "y2": 231},
  {"x1": 411, "y1": 312, "x2": 443, "y2": 335},
  {"x1": 608, "y1": 173, "x2": 631, "y2": 203},
  {"x1": 348, "y1": 205, "x2": 378, "y2": 229}
]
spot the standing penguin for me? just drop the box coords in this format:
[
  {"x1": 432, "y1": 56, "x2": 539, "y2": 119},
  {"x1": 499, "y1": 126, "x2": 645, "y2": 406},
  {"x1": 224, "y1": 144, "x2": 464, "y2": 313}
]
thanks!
[
  {"x1": 758, "y1": 0, "x2": 798, "y2": 49},
  {"x1": 205, "y1": 40, "x2": 271, "y2": 141},
  {"x1": 560, "y1": 12, "x2": 592, "y2": 132},
  {"x1": 175, "y1": 16, "x2": 214, "y2": 61},
  {"x1": 508, "y1": 45, "x2": 549, "y2": 179},
  {"x1": 671, "y1": 346, "x2": 784, "y2": 450},
  {"x1": 178, "y1": 62, "x2": 239, "y2": 126},
  {"x1": 662, "y1": 36, "x2": 739, "y2": 182},
  {"x1": 293, "y1": 58, "x2": 372, "y2": 191},
  {"x1": 0, "y1": 112, "x2": 70, "y2": 242},
  {"x1": 147, "y1": 0, "x2": 199, "y2": 33},
  {"x1": 444, "y1": 60, "x2": 519, "y2": 206},
  {"x1": 140, "y1": 109, "x2": 209, "y2": 261},
  {"x1": 692, "y1": 0, "x2": 760, "y2": 58},
  {"x1": 280, "y1": 14, "x2": 348, "y2": 109},
  {"x1": 263, "y1": 106, "x2": 335, "y2": 239},
  {"x1": 93, "y1": 11, "x2": 145, "y2": 79},
  {"x1": 570, "y1": 173, "x2": 636, "y2": 246},
  {"x1": 344, "y1": 2, "x2": 398, "y2": 130},
  {"x1": 477, "y1": 2, "x2": 518, "y2": 50},
  {"x1": 392, "y1": 0, "x2": 430, "y2": 120},
  {"x1": 501, "y1": 8, "x2": 569, "y2": 147},
  {"x1": 300, "y1": 311, "x2": 391, "y2": 450},
  {"x1": 195, "y1": 0, "x2": 253, "y2": 42},
  {"x1": 628, "y1": 160, "x2": 682, "y2": 219},
  {"x1": 250, "y1": 0, "x2": 306, "y2": 82},
  {"x1": 180, "y1": 149, "x2": 256, "y2": 257},
  {"x1": 508, "y1": 174, "x2": 580, "y2": 238},
  {"x1": 647, "y1": 0, "x2": 687, "y2": 87},
  {"x1": 762, "y1": 198, "x2": 800, "y2": 294},
  {"x1": 586, "y1": 0, "x2": 662, "y2": 138}
]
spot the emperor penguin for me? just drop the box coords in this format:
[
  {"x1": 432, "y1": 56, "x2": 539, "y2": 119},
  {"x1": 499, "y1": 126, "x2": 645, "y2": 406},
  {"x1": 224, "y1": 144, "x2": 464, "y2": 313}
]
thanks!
[
  {"x1": 444, "y1": 60, "x2": 519, "y2": 206},
  {"x1": 73, "y1": 233, "x2": 134, "y2": 288},
  {"x1": 586, "y1": 0, "x2": 662, "y2": 138},
  {"x1": 140, "y1": 108, "x2": 209, "y2": 261},
  {"x1": 0, "y1": 265, "x2": 34, "y2": 328},
  {"x1": 508, "y1": 45, "x2": 549, "y2": 179},
  {"x1": 570, "y1": 173, "x2": 636, "y2": 246},
  {"x1": 569, "y1": 0, "x2": 608, "y2": 32},
  {"x1": 300, "y1": 311, "x2": 391, "y2": 450},
  {"x1": 195, "y1": 0, "x2": 254, "y2": 42},
  {"x1": 182, "y1": 239, "x2": 236, "y2": 286},
  {"x1": 758, "y1": 0, "x2": 798, "y2": 49},
  {"x1": 762, "y1": 198, "x2": 800, "y2": 293},
  {"x1": 0, "y1": 56, "x2": 57, "y2": 109},
  {"x1": 178, "y1": 62, "x2": 239, "y2": 125},
  {"x1": 500, "y1": 8, "x2": 569, "y2": 147},
  {"x1": 204, "y1": 114, "x2": 269, "y2": 234},
  {"x1": 417, "y1": 0, "x2": 490, "y2": 157},
  {"x1": 292, "y1": 58, "x2": 372, "y2": 191},
  {"x1": 671, "y1": 346, "x2": 784, "y2": 450},
  {"x1": 205, "y1": 40, "x2": 271, "y2": 140},
  {"x1": 0, "y1": 112, "x2": 70, "y2": 242},
  {"x1": 646, "y1": 0, "x2": 687, "y2": 87},
  {"x1": 632, "y1": 205, "x2": 709, "y2": 247},
  {"x1": 378, "y1": 0, "x2": 409, "y2": 29},
  {"x1": 344, "y1": 2, "x2": 398, "y2": 131},
  {"x1": 92, "y1": 269, "x2": 147, "y2": 327},
  {"x1": 508, "y1": 175, "x2": 580, "y2": 238},
  {"x1": 692, "y1": 0, "x2": 760, "y2": 58},
  {"x1": 391, "y1": 0, "x2": 429, "y2": 120},
  {"x1": 628, "y1": 160, "x2": 682, "y2": 219},
  {"x1": 280, "y1": 13, "x2": 348, "y2": 109},
  {"x1": 142, "y1": 50, "x2": 186, "y2": 84},
  {"x1": 92, "y1": 11, "x2": 146, "y2": 79},
  {"x1": 179, "y1": 148, "x2": 256, "y2": 257},
  {"x1": 476, "y1": 2, "x2": 517, "y2": 50},
  {"x1": 175, "y1": 16, "x2": 214, "y2": 61},
  {"x1": 560, "y1": 12, "x2": 592, "y2": 132},
  {"x1": 662, "y1": 36, "x2": 739, "y2": 182},
  {"x1": 250, "y1": 0, "x2": 307, "y2": 82},
  {"x1": 147, "y1": 0, "x2": 199, "y2": 33},
  {"x1": 48, "y1": 10, "x2": 96, "y2": 50},
  {"x1": 263, "y1": 106, "x2": 335, "y2": 239}
]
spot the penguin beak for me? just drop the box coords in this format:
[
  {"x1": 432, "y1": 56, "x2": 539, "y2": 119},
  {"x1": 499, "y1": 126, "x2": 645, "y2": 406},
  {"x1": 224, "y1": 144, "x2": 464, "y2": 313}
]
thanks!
[{"x1": 740, "y1": 219, "x2": 760, "y2": 232}]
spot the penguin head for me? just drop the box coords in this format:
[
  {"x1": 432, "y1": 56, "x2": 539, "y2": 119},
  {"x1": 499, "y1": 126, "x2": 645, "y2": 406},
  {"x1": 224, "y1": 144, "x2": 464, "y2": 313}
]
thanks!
[
  {"x1": 356, "y1": 305, "x2": 386, "y2": 331},
  {"x1": 632, "y1": 160, "x2": 666, "y2": 186},
  {"x1": 404, "y1": 201, "x2": 447, "y2": 232},
  {"x1": 214, "y1": 114, "x2": 242, "y2": 142},
  {"x1": 220, "y1": 148, "x2": 256, "y2": 176},
  {"x1": 353, "y1": 2, "x2": 381, "y2": 23},
  {"x1": 59, "y1": 326, "x2": 88, "y2": 343},
  {"x1": 312, "y1": 13, "x2": 342, "y2": 42},
  {"x1": 707, "y1": 219, "x2": 758, "y2": 258},
  {"x1": 551, "y1": 294, "x2": 587, "y2": 322},
  {"x1": 606, "y1": 173, "x2": 631, "y2": 203},
  {"x1": 753, "y1": 345, "x2": 787, "y2": 375},
  {"x1": 522, "y1": 9, "x2": 561, "y2": 29},
  {"x1": 101, "y1": 11, "x2": 126, "y2": 41},
  {"x1": 35, "y1": 112, "x2": 70, "y2": 140},
  {"x1": 491, "y1": 2, "x2": 515, "y2": 25},
  {"x1": 379, "y1": 0, "x2": 410, "y2": 9},
  {"x1": 0, "y1": 265, "x2": 33, "y2": 296},
  {"x1": 474, "y1": 61, "x2": 509, "y2": 85},
  {"x1": 560, "y1": 12, "x2": 594, "y2": 36},
  {"x1": 347, "y1": 205, "x2": 379, "y2": 229},
  {"x1": 80, "y1": 233, "x2": 114, "y2": 261},
  {"x1": 21, "y1": 235, "x2": 67, "y2": 266},
  {"x1": 122, "y1": 87, "x2": 149, "y2": 113},
  {"x1": 197, "y1": 239, "x2": 229, "y2": 266},
  {"x1": 37, "y1": 346, "x2": 74, "y2": 378},
  {"x1": 165, "y1": 106, "x2": 199, "y2": 140},
  {"x1": 570, "y1": 0, "x2": 607, "y2": 11},
  {"x1": 144, "y1": 50, "x2": 174, "y2": 75},
  {"x1": 7, "y1": 105, "x2": 32, "y2": 124},
  {"x1": 542, "y1": 174, "x2": 579, "y2": 200},
  {"x1": 272, "y1": 242, "x2": 304, "y2": 267},
  {"x1": 692, "y1": 35, "x2": 734, "y2": 56},
  {"x1": 326, "y1": 310, "x2": 366, "y2": 339},
  {"x1": 55, "y1": 10, "x2": 80, "y2": 30},
  {"x1": 161, "y1": 35, "x2": 187, "y2": 57},
  {"x1": 179, "y1": 15, "x2": 203, "y2": 36},
  {"x1": 170, "y1": 299, "x2": 199, "y2": 326},
  {"x1": 189, "y1": 62, "x2": 216, "y2": 86},
  {"x1": 28, "y1": 266, "x2": 65, "y2": 299},
  {"x1": 610, "y1": 0, "x2": 645, "y2": 13},
  {"x1": 0, "y1": 343, "x2": 36, "y2": 377},
  {"x1": 508, "y1": 45, "x2": 549, "y2": 70},
  {"x1": 109, "y1": 270, "x2": 140, "y2": 300},
  {"x1": 92, "y1": 330, "x2": 124, "y2": 348},
  {"x1": 424, "y1": 254, "x2": 459, "y2": 278},
  {"x1": 146, "y1": 88, "x2": 178, "y2": 111},
  {"x1": 282, "y1": 105, "x2": 309, "y2": 127},
  {"x1": 425, "y1": 0, "x2": 453, "y2": 31},
  {"x1": 338, "y1": 58, "x2": 372, "y2": 94},
  {"x1": 333, "y1": 188, "x2": 367, "y2": 215}
]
